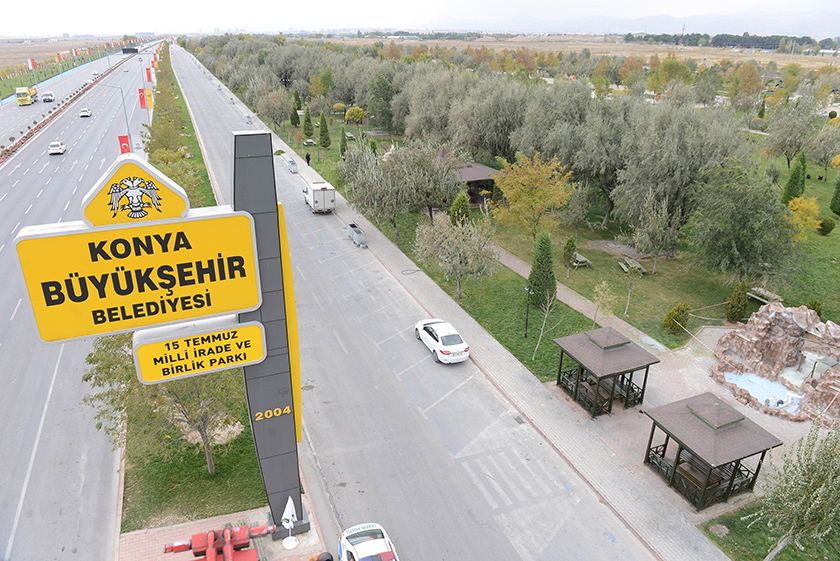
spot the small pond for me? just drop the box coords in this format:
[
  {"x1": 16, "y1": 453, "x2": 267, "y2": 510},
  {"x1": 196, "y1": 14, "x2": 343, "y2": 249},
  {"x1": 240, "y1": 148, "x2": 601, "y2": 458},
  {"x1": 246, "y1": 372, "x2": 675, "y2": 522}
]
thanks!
[{"x1": 723, "y1": 372, "x2": 801, "y2": 414}]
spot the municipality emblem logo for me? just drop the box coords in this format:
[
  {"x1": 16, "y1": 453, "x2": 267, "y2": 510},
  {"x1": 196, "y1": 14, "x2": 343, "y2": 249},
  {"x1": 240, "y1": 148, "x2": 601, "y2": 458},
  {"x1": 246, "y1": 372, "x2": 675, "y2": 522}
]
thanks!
[{"x1": 108, "y1": 177, "x2": 162, "y2": 219}]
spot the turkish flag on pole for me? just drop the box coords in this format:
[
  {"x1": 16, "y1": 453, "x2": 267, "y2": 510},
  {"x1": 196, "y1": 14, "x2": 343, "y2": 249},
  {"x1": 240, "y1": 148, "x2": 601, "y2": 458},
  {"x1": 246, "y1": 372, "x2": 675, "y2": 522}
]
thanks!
[
  {"x1": 138, "y1": 88, "x2": 147, "y2": 109},
  {"x1": 118, "y1": 136, "x2": 131, "y2": 154},
  {"x1": 146, "y1": 68, "x2": 151, "y2": 82}
]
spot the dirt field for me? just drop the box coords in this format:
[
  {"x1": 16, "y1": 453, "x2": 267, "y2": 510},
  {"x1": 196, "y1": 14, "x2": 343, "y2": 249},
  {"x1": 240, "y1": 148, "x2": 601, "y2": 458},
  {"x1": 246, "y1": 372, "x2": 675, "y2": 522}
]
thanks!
[
  {"x1": 0, "y1": 37, "x2": 120, "y2": 68},
  {"x1": 324, "y1": 34, "x2": 840, "y2": 71}
]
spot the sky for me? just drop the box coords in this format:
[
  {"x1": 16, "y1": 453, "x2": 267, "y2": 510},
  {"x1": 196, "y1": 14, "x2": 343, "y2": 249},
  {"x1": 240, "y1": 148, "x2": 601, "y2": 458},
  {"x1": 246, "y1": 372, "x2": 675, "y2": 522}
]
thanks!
[{"x1": 2, "y1": 0, "x2": 837, "y2": 37}]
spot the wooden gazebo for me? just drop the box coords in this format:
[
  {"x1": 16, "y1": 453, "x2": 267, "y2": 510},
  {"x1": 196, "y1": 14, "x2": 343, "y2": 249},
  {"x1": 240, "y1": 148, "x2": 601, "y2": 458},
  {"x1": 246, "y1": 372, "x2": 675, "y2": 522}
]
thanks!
[
  {"x1": 554, "y1": 327, "x2": 660, "y2": 417},
  {"x1": 643, "y1": 392, "x2": 783, "y2": 511}
]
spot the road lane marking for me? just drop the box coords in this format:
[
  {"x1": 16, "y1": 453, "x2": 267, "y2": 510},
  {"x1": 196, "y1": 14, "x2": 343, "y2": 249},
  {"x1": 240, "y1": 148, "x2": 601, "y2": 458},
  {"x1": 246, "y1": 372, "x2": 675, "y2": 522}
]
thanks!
[
  {"x1": 25, "y1": 204, "x2": 32, "y2": 214},
  {"x1": 63, "y1": 201, "x2": 70, "y2": 211},
  {"x1": 8, "y1": 163, "x2": 20, "y2": 176},
  {"x1": 9, "y1": 299, "x2": 21, "y2": 322},
  {"x1": 78, "y1": 174, "x2": 84, "y2": 182},
  {"x1": 72, "y1": 186, "x2": 77, "y2": 194},
  {"x1": 3, "y1": 344, "x2": 65, "y2": 561},
  {"x1": 421, "y1": 373, "x2": 476, "y2": 416},
  {"x1": 84, "y1": 164, "x2": 88, "y2": 171},
  {"x1": 23, "y1": 167, "x2": 29, "y2": 175},
  {"x1": 0, "y1": 244, "x2": 4, "y2": 254},
  {"x1": 332, "y1": 329, "x2": 349, "y2": 354},
  {"x1": 39, "y1": 163, "x2": 48, "y2": 174},
  {"x1": 11, "y1": 222, "x2": 20, "y2": 234},
  {"x1": 0, "y1": 193, "x2": 6, "y2": 202},
  {"x1": 12, "y1": 180, "x2": 19, "y2": 187},
  {"x1": 46, "y1": 177, "x2": 51, "y2": 184},
  {"x1": 37, "y1": 190, "x2": 43, "y2": 198}
]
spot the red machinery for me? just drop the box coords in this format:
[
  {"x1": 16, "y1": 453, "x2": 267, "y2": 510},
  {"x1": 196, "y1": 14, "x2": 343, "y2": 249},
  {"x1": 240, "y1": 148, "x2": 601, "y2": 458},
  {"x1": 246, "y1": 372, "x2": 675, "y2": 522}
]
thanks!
[{"x1": 163, "y1": 524, "x2": 276, "y2": 561}]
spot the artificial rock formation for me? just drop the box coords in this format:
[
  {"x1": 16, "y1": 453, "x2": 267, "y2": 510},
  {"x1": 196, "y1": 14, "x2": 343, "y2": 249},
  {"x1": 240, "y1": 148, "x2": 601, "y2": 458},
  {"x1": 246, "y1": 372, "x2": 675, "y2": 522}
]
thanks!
[{"x1": 712, "y1": 303, "x2": 840, "y2": 420}]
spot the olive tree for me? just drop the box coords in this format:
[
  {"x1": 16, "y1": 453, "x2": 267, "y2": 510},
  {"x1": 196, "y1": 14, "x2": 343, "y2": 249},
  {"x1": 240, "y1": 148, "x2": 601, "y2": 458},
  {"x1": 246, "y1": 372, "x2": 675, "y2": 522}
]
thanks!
[{"x1": 415, "y1": 214, "x2": 498, "y2": 300}]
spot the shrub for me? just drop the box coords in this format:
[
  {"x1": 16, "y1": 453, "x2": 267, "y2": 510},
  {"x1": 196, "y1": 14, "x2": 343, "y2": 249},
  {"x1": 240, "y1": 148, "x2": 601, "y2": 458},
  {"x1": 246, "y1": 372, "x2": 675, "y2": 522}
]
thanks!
[
  {"x1": 725, "y1": 281, "x2": 748, "y2": 322},
  {"x1": 449, "y1": 191, "x2": 470, "y2": 226},
  {"x1": 818, "y1": 215, "x2": 836, "y2": 236},
  {"x1": 807, "y1": 300, "x2": 823, "y2": 319},
  {"x1": 664, "y1": 302, "x2": 691, "y2": 334},
  {"x1": 749, "y1": 117, "x2": 764, "y2": 131},
  {"x1": 830, "y1": 110, "x2": 838, "y2": 120},
  {"x1": 766, "y1": 164, "x2": 781, "y2": 184},
  {"x1": 831, "y1": 176, "x2": 840, "y2": 216}
]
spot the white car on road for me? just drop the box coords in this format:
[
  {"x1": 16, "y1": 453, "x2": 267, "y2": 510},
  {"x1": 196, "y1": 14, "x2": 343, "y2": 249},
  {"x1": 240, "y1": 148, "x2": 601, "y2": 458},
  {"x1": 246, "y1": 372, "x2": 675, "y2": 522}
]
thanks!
[
  {"x1": 415, "y1": 318, "x2": 470, "y2": 364},
  {"x1": 48, "y1": 141, "x2": 66, "y2": 155},
  {"x1": 339, "y1": 523, "x2": 399, "y2": 561}
]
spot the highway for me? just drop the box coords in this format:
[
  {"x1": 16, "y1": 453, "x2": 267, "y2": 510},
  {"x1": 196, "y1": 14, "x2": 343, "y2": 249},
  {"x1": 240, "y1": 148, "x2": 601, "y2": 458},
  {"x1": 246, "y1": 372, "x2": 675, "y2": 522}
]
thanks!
[
  {"x1": 0, "y1": 48, "x2": 156, "y2": 560},
  {"x1": 171, "y1": 44, "x2": 655, "y2": 561}
]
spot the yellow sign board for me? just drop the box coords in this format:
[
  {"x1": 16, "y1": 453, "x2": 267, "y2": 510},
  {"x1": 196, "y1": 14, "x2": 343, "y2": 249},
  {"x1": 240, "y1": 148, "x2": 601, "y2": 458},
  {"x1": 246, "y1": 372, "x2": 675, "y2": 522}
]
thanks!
[
  {"x1": 82, "y1": 154, "x2": 187, "y2": 227},
  {"x1": 133, "y1": 319, "x2": 266, "y2": 384},
  {"x1": 15, "y1": 208, "x2": 261, "y2": 342}
]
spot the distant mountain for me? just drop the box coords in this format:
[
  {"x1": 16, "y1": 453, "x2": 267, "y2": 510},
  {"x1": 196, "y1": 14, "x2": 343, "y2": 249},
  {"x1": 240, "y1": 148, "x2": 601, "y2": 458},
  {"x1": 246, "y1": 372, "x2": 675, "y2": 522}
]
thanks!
[{"x1": 419, "y1": 10, "x2": 840, "y2": 40}]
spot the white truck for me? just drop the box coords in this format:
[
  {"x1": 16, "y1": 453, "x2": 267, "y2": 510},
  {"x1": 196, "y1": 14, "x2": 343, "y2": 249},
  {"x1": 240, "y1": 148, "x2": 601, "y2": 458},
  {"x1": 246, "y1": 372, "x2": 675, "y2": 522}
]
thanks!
[{"x1": 303, "y1": 181, "x2": 335, "y2": 214}]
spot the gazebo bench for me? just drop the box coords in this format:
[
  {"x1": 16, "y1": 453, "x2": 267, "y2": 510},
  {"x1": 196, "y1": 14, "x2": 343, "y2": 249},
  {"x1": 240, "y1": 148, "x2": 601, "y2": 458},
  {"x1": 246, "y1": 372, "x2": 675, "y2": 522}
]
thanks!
[
  {"x1": 573, "y1": 252, "x2": 592, "y2": 269},
  {"x1": 618, "y1": 256, "x2": 647, "y2": 274},
  {"x1": 747, "y1": 287, "x2": 783, "y2": 305}
]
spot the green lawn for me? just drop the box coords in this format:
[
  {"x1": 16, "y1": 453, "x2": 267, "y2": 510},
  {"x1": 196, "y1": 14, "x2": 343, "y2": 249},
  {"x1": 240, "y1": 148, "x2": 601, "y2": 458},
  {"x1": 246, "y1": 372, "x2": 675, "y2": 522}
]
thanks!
[
  {"x1": 120, "y1": 386, "x2": 266, "y2": 532},
  {"x1": 701, "y1": 503, "x2": 840, "y2": 561},
  {"x1": 120, "y1": 47, "x2": 265, "y2": 532}
]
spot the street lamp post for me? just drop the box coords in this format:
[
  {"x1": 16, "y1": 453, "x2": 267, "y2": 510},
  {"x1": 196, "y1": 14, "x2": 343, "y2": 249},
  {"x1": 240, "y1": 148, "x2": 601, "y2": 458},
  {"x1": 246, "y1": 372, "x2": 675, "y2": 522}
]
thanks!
[
  {"x1": 138, "y1": 56, "x2": 151, "y2": 124},
  {"x1": 524, "y1": 285, "x2": 534, "y2": 338},
  {"x1": 99, "y1": 83, "x2": 134, "y2": 154}
]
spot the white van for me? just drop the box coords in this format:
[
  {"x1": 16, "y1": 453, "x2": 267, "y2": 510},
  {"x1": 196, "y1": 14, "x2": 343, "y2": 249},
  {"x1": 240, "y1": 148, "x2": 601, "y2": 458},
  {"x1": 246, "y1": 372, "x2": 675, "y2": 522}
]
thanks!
[{"x1": 303, "y1": 181, "x2": 335, "y2": 213}]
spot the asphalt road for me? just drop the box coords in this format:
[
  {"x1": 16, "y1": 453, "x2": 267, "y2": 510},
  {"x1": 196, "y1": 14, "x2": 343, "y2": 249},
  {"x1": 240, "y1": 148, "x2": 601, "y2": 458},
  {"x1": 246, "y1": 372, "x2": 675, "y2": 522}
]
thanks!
[
  {"x1": 0, "y1": 47, "x2": 157, "y2": 560},
  {"x1": 0, "y1": 47, "x2": 157, "y2": 150},
  {"x1": 171, "y1": 45, "x2": 654, "y2": 561}
]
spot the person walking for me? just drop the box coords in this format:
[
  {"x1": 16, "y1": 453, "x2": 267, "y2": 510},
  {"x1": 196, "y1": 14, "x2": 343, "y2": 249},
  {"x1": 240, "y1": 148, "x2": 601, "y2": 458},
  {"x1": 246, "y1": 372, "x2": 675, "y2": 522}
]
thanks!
[{"x1": 305, "y1": 152, "x2": 311, "y2": 166}]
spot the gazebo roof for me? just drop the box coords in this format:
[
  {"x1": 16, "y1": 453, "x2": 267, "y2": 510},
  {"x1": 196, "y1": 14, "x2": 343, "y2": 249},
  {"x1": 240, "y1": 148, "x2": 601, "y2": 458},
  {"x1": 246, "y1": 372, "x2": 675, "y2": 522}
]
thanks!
[
  {"x1": 644, "y1": 392, "x2": 783, "y2": 467},
  {"x1": 457, "y1": 162, "x2": 498, "y2": 183},
  {"x1": 553, "y1": 327, "x2": 660, "y2": 379}
]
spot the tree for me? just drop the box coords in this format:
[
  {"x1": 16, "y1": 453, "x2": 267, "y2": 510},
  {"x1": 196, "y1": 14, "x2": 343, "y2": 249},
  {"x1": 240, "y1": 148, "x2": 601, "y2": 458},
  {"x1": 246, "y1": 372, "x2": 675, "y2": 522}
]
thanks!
[
  {"x1": 808, "y1": 124, "x2": 840, "y2": 181},
  {"x1": 449, "y1": 191, "x2": 470, "y2": 226},
  {"x1": 767, "y1": 101, "x2": 817, "y2": 169},
  {"x1": 345, "y1": 106, "x2": 365, "y2": 136},
  {"x1": 630, "y1": 190, "x2": 680, "y2": 274},
  {"x1": 576, "y1": 96, "x2": 636, "y2": 227},
  {"x1": 82, "y1": 334, "x2": 243, "y2": 475},
  {"x1": 290, "y1": 108, "x2": 299, "y2": 128},
  {"x1": 528, "y1": 231, "x2": 557, "y2": 309},
  {"x1": 303, "y1": 106, "x2": 314, "y2": 137},
  {"x1": 415, "y1": 214, "x2": 498, "y2": 300},
  {"x1": 562, "y1": 237, "x2": 576, "y2": 280},
  {"x1": 615, "y1": 102, "x2": 747, "y2": 250},
  {"x1": 725, "y1": 280, "x2": 748, "y2": 322},
  {"x1": 688, "y1": 159, "x2": 799, "y2": 282},
  {"x1": 318, "y1": 111, "x2": 330, "y2": 149},
  {"x1": 339, "y1": 126, "x2": 348, "y2": 158},
  {"x1": 389, "y1": 140, "x2": 462, "y2": 222},
  {"x1": 591, "y1": 280, "x2": 617, "y2": 329},
  {"x1": 830, "y1": 175, "x2": 840, "y2": 216},
  {"x1": 256, "y1": 91, "x2": 293, "y2": 132},
  {"x1": 368, "y1": 74, "x2": 395, "y2": 134},
  {"x1": 490, "y1": 153, "x2": 574, "y2": 239},
  {"x1": 746, "y1": 418, "x2": 840, "y2": 561},
  {"x1": 293, "y1": 90, "x2": 302, "y2": 111},
  {"x1": 559, "y1": 185, "x2": 589, "y2": 246},
  {"x1": 531, "y1": 286, "x2": 563, "y2": 361},
  {"x1": 622, "y1": 265, "x2": 643, "y2": 316},
  {"x1": 340, "y1": 144, "x2": 410, "y2": 241},
  {"x1": 663, "y1": 302, "x2": 691, "y2": 334},
  {"x1": 781, "y1": 155, "x2": 805, "y2": 205}
]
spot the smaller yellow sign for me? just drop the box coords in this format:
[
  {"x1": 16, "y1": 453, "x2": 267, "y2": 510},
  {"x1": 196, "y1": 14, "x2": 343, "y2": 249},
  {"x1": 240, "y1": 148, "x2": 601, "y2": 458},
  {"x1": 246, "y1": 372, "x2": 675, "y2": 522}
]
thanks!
[
  {"x1": 134, "y1": 320, "x2": 266, "y2": 384},
  {"x1": 82, "y1": 153, "x2": 188, "y2": 227}
]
